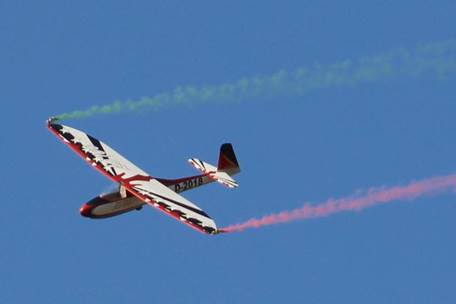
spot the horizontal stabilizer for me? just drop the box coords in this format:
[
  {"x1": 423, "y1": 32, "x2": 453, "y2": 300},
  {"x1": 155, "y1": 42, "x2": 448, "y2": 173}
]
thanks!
[{"x1": 188, "y1": 158, "x2": 239, "y2": 188}]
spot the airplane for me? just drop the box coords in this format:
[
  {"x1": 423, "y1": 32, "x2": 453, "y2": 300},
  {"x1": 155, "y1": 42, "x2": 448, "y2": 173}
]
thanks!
[{"x1": 46, "y1": 117, "x2": 240, "y2": 235}]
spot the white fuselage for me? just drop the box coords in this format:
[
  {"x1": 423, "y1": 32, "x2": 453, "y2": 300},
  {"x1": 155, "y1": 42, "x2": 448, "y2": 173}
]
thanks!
[
  {"x1": 91, "y1": 196, "x2": 144, "y2": 217},
  {"x1": 80, "y1": 174, "x2": 216, "y2": 219}
]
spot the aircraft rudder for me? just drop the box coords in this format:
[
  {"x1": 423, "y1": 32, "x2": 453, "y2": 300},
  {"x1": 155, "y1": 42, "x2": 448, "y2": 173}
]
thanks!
[{"x1": 217, "y1": 143, "x2": 240, "y2": 174}]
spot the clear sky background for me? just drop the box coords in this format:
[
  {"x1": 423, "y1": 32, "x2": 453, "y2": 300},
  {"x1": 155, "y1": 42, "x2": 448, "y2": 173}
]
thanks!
[{"x1": 1, "y1": 1, "x2": 456, "y2": 303}]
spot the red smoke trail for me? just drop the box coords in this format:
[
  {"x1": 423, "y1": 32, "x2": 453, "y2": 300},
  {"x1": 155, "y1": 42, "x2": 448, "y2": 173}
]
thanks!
[{"x1": 222, "y1": 174, "x2": 456, "y2": 233}]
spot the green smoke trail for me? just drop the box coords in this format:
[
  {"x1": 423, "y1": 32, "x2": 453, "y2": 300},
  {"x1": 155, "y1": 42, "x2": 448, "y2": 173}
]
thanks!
[{"x1": 55, "y1": 39, "x2": 456, "y2": 121}]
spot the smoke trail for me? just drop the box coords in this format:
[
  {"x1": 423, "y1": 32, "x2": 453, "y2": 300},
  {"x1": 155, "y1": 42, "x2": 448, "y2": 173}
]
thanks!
[
  {"x1": 222, "y1": 174, "x2": 456, "y2": 233},
  {"x1": 55, "y1": 39, "x2": 456, "y2": 121}
]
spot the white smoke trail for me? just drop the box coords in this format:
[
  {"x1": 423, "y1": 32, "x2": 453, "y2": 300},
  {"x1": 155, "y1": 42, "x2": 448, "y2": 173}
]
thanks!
[{"x1": 55, "y1": 39, "x2": 456, "y2": 120}]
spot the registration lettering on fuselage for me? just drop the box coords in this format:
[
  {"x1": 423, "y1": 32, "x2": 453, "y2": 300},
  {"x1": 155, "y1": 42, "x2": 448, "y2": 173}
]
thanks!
[{"x1": 174, "y1": 177, "x2": 204, "y2": 193}]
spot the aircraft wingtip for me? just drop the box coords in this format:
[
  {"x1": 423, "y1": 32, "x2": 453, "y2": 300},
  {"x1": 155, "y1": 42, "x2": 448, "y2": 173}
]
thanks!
[
  {"x1": 213, "y1": 229, "x2": 228, "y2": 235},
  {"x1": 46, "y1": 116, "x2": 59, "y2": 125}
]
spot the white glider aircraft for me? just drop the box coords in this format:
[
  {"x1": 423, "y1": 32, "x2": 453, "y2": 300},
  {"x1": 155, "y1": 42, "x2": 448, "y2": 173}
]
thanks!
[{"x1": 47, "y1": 118, "x2": 240, "y2": 234}]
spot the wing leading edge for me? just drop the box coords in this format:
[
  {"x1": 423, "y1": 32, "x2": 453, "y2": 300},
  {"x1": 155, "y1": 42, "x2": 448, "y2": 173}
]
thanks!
[{"x1": 47, "y1": 121, "x2": 218, "y2": 234}]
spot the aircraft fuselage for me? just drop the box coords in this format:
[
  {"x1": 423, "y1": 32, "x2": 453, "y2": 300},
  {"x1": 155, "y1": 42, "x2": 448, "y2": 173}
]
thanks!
[
  {"x1": 80, "y1": 174, "x2": 216, "y2": 219},
  {"x1": 80, "y1": 191, "x2": 144, "y2": 218}
]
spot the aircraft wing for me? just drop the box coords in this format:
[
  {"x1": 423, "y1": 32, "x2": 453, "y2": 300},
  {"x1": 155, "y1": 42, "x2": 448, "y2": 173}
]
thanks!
[{"x1": 47, "y1": 121, "x2": 218, "y2": 234}]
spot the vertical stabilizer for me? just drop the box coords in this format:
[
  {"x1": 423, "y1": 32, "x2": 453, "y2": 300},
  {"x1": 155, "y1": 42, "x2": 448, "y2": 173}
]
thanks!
[{"x1": 217, "y1": 143, "x2": 240, "y2": 175}]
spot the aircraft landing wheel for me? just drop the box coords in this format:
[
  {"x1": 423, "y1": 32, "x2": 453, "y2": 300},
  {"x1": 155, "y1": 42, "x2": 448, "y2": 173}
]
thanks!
[{"x1": 136, "y1": 206, "x2": 143, "y2": 211}]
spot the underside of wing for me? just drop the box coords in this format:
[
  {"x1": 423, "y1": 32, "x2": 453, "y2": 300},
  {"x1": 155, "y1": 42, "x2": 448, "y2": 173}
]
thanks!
[{"x1": 47, "y1": 122, "x2": 218, "y2": 234}]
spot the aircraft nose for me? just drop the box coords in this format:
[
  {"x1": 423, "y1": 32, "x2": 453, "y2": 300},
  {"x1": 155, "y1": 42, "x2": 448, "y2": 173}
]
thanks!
[{"x1": 79, "y1": 204, "x2": 93, "y2": 217}]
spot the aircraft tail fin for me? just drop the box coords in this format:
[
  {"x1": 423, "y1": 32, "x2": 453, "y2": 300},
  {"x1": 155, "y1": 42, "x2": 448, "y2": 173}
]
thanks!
[
  {"x1": 217, "y1": 143, "x2": 240, "y2": 175},
  {"x1": 188, "y1": 143, "x2": 240, "y2": 188}
]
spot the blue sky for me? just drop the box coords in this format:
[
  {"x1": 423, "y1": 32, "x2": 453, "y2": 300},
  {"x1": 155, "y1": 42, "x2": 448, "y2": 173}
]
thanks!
[{"x1": 1, "y1": 1, "x2": 456, "y2": 303}]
